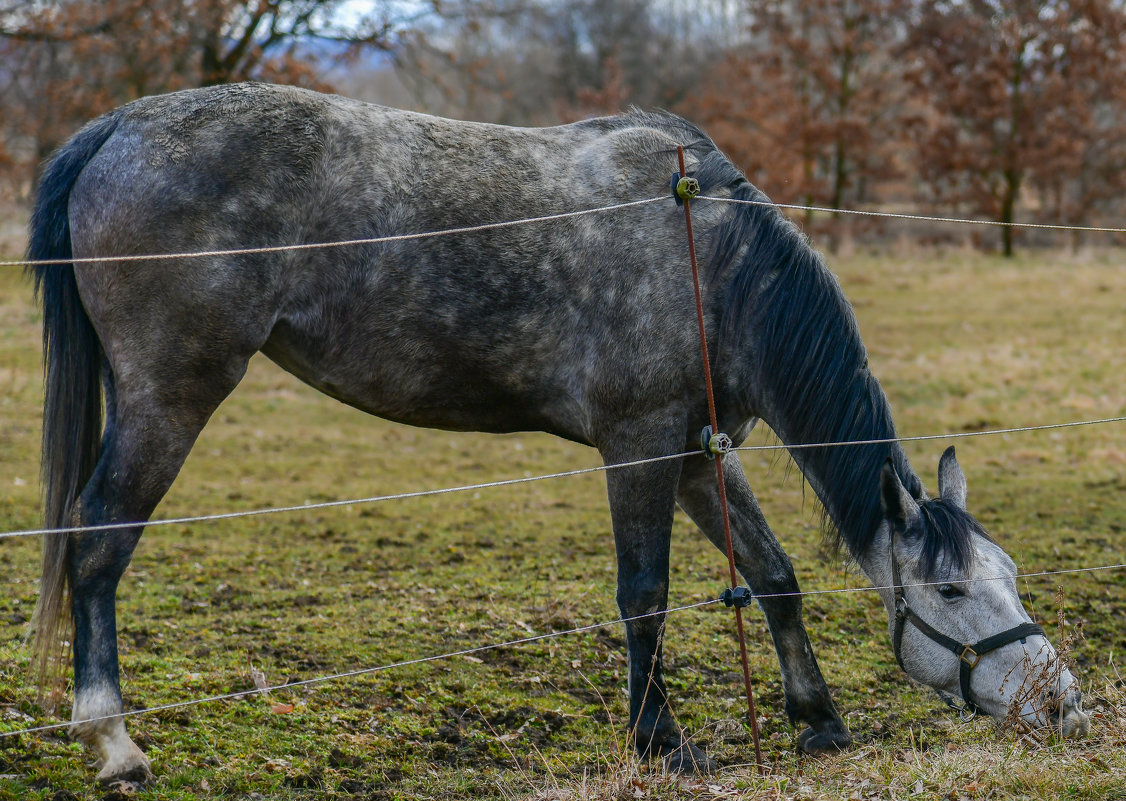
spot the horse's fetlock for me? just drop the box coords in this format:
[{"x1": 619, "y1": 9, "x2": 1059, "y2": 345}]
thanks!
[{"x1": 68, "y1": 717, "x2": 100, "y2": 746}]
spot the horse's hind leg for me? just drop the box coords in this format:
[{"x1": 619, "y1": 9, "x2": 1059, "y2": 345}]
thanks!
[
  {"x1": 676, "y1": 454, "x2": 851, "y2": 754},
  {"x1": 68, "y1": 359, "x2": 250, "y2": 784}
]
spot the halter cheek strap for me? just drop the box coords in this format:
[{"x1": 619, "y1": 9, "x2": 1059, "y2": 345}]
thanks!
[{"x1": 889, "y1": 527, "x2": 1045, "y2": 716}]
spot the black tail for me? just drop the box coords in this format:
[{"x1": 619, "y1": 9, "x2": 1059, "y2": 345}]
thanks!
[{"x1": 27, "y1": 110, "x2": 122, "y2": 707}]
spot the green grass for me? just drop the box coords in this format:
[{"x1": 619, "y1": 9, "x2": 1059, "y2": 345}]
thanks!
[{"x1": 0, "y1": 248, "x2": 1124, "y2": 800}]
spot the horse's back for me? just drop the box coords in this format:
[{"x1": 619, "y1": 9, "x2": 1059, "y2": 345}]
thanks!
[
  {"x1": 73, "y1": 82, "x2": 675, "y2": 228},
  {"x1": 64, "y1": 84, "x2": 704, "y2": 443}
]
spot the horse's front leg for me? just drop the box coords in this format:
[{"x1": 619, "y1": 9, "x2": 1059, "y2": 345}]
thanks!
[
  {"x1": 676, "y1": 453, "x2": 851, "y2": 754},
  {"x1": 600, "y1": 419, "x2": 714, "y2": 773}
]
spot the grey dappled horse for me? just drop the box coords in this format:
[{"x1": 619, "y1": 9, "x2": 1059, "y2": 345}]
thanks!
[{"x1": 27, "y1": 84, "x2": 1087, "y2": 785}]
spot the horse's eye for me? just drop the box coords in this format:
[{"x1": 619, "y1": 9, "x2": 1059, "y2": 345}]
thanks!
[{"x1": 937, "y1": 583, "x2": 963, "y2": 600}]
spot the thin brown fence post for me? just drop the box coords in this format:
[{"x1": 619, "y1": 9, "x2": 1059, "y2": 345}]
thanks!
[{"x1": 675, "y1": 145, "x2": 764, "y2": 774}]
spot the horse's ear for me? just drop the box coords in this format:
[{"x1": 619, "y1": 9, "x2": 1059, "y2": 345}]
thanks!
[
  {"x1": 880, "y1": 458, "x2": 920, "y2": 528},
  {"x1": 937, "y1": 446, "x2": 967, "y2": 510}
]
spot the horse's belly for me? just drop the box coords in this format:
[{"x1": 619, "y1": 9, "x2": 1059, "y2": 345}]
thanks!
[{"x1": 260, "y1": 321, "x2": 591, "y2": 440}]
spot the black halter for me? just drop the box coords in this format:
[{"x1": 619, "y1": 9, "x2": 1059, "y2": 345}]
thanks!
[{"x1": 888, "y1": 526, "x2": 1044, "y2": 717}]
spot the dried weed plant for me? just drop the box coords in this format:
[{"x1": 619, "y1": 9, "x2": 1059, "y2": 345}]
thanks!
[{"x1": 999, "y1": 586, "x2": 1084, "y2": 740}]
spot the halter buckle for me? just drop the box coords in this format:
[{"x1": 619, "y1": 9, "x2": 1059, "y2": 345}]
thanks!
[{"x1": 958, "y1": 645, "x2": 980, "y2": 668}]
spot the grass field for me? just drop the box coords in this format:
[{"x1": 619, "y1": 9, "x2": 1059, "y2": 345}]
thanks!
[{"x1": 0, "y1": 244, "x2": 1124, "y2": 800}]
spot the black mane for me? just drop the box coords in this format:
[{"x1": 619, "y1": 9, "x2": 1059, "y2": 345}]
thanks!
[
  {"x1": 910, "y1": 498, "x2": 992, "y2": 580},
  {"x1": 664, "y1": 124, "x2": 936, "y2": 564}
]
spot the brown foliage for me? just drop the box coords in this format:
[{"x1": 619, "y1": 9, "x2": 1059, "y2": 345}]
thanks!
[{"x1": 904, "y1": 0, "x2": 1126, "y2": 255}]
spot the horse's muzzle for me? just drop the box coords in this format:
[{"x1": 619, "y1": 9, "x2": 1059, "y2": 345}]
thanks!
[
  {"x1": 1050, "y1": 688, "x2": 1090, "y2": 738},
  {"x1": 1033, "y1": 685, "x2": 1089, "y2": 738}
]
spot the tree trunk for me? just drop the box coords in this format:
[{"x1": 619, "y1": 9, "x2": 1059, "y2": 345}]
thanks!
[{"x1": 1000, "y1": 170, "x2": 1019, "y2": 257}]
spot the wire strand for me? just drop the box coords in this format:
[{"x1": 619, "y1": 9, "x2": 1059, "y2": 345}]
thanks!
[
  {"x1": 698, "y1": 195, "x2": 1126, "y2": 234},
  {"x1": 0, "y1": 449, "x2": 701, "y2": 540},
  {"x1": 737, "y1": 415, "x2": 1126, "y2": 453},
  {"x1": 0, "y1": 196, "x2": 668, "y2": 268},
  {"x1": 3, "y1": 415, "x2": 1123, "y2": 542},
  {"x1": 0, "y1": 598, "x2": 719, "y2": 739},
  {"x1": 7, "y1": 191, "x2": 1123, "y2": 272},
  {"x1": 751, "y1": 562, "x2": 1126, "y2": 602},
  {"x1": 3, "y1": 559, "x2": 1123, "y2": 740}
]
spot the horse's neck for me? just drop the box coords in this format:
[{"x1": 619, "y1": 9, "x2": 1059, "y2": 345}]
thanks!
[{"x1": 706, "y1": 188, "x2": 922, "y2": 559}]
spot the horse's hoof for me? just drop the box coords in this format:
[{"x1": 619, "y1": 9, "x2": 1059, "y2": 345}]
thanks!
[
  {"x1": 662, "y1": 741, "x2": 717, "y2": 774},
  {"x1": 96, "y1": 763, "x2": 154, "y2": 790},
  {"x1": 797, "y1": 724, "x2": 851, "y2": 754}
]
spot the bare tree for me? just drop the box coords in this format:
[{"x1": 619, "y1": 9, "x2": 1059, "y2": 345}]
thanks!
[
  {"x1": 392, "y1": 0, "x2": 729, "y2": 125},
  {"x1": 686, "y1": 0, "x2": 912, "y2": 245},
  {"x1": 0, "y1": 0, "x2": 411, "y2": 193},
  {"x1": 904, "y1": 0, "x2": 1126, "y2": 255}
]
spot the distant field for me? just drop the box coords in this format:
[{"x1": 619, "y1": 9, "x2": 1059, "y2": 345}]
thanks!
[{"x1": 0, "y1": 247, "x2": 1123, "y2": 800}]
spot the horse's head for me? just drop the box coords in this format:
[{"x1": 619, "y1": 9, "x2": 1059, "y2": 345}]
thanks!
[{"x1": 873, "y1": 447, "x2": 1089, "y2": 737}]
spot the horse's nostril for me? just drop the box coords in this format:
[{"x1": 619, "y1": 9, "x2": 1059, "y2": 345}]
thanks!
[{"x1": 1042, "y1": 691, "x2": 1060, "y2": 713}]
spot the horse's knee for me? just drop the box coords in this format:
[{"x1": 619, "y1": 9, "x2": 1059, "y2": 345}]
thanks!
[{"x1": 616, "y1": 566, "x2": 668, "y2": 614}]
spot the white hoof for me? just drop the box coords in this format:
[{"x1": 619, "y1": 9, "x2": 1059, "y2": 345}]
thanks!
[{"x1": 93, "y1": 737, "x2": 152, "y2": 786}]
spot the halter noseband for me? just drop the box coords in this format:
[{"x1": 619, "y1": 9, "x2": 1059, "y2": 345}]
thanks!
[{"x1": 888, "y1": 525, "x2": 1044, "y2": 717}]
